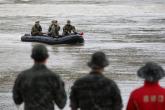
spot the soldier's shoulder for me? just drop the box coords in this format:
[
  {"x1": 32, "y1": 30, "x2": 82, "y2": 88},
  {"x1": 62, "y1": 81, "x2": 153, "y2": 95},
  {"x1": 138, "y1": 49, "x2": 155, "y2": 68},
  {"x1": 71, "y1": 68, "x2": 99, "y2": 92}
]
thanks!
[
  {"x1": 72, "y1": 25, "x2": 75, "y2": 28},
  {"x1": 73, "y1": 75, "x2": 89, "y2": 84},
  {"x1": 45, "y1": 68, "x2": 61, "y2": 79},
  {"x1": 32, "y1": 25, "x2": 35, "y2": 28},
  {"x1": 20, "y1": 67, "x2": 33, "y2": 75},
  {"x1": 73, "y1": 74, "x2": 100, "y2": 86},
  {"x1": 101, "y1": 76, "x2": 119, "y2": 86},
  {"x1": 16, "y1": 68, "x2": 33, "y2": 80},
  {"x1": 49, "y1": 24, "x2": 53, "y2": 27},
  {"x1": 64, "y1": 24, "x2": 67, "y2": 27}
]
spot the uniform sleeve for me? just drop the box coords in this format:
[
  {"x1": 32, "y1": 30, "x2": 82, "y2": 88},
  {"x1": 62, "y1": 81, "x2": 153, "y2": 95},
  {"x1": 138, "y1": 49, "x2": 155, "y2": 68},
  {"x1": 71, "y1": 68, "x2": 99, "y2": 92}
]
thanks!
[
  {"x1": 12, "y1": 74, "x2": 23, "y2": 105},
  {"x1": 126, "y1": 93, "x2": 137, "y2": 110},
  {"x1": 39, "y1": 25, "x2": 42, "y2": 32},
  {"x1": 58, "y1": 26, "x2": 60, "y2": 31},
  {"x1": 72, "y1": 26, "x2": 76, "y2": 32},
  {"x1": 70, "y1": 82, "x2": 79, "y2": 110},
  {"x1": 31, "y1": 26, "x2": 39, "y2": 35},
  {"x1": 111, "y1": 82, "x2": 123, "y2": 110},
  {"x1": 52, "y1": 75, "x2": 67, "y2": 109},
  {"x1": 62, "y1": 26, "x2": 67, "y2": 35},
  {"x1": 63, "y1": 26, "x2": 67, "y2": 32},
  {"x1": 31, "y1": 26, "x2": 35, "y2": 34},
  {"x1": 48, "y1": 25, "x2": 51, "y2": 32}
]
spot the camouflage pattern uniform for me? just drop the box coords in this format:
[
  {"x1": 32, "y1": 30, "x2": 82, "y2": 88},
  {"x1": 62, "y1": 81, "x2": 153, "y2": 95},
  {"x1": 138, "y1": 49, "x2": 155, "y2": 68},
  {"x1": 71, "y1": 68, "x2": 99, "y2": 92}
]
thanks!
[
  {"x1": 13, "y1": 63, "x2": 67, "y2": 110},
  {"x1": 48, "y1": 24, "x2": 60, "y2": 37},
  {"x1": 31, "y1": 22, "x2": 43, "y2": 36},
  {"x1": 70, "y1": 71, "x2": 123, "y2": 110},
  {"x1": 63, "y1": 20, "x2": 76, "y2": 35}
]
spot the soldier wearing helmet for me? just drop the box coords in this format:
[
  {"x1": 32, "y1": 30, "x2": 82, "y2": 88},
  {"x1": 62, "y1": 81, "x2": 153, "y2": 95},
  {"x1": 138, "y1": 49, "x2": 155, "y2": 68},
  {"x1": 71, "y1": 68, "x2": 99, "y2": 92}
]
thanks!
[
  {"x1": 31, "y1": 21, "x2": 43, "y2": 36},
  {"x1": 48, "y1": 20, "x2": 60, "y2": 37},
  {"x1": 63, "y1": 20, "x2": 77, "y2": 36}
]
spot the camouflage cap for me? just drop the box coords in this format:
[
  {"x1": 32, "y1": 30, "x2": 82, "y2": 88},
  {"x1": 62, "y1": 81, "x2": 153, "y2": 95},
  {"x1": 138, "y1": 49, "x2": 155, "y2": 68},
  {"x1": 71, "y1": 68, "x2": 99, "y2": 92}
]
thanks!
[
  {"x1": 31, "y1": 44, "x2": 49, "y2": 62},
  {"x1": 137, "y1": 62, "x2": 165, "y2": 82},
  {"x1": 52, "y1": 20, "x2": 57, "y2": 23},
  {"x1": 67, "y1": 20, "x2": 71, "y2": 23},
  {"x1": 88, "y1": 51, "x2": 109, "y2": 69}
]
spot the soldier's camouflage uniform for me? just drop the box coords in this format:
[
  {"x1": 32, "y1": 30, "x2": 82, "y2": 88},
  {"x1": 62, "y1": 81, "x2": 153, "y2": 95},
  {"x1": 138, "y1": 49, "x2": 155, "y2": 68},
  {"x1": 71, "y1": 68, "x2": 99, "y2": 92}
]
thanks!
[
  {"x1": 13, "y1": 63, "x2": 67, "y2": 110},
  {"x1": 70, "y1": 71, "x2": 123, "y2": 110},
  {"x1": 63, "y1": 24, "x2": 76, "y2": 35},
  {"x1": 48, "y1": 24, "x2": 60, "y2": 37},
  {"x1": 31, "y1": 24, "x2": 42, "y2": 36}
]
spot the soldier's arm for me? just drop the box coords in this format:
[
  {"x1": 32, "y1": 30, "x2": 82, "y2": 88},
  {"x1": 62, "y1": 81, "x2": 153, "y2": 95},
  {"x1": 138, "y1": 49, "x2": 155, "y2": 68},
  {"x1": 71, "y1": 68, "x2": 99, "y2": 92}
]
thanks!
[
  {"x1": 62, "y1": 26, "x2": 67, "y2": 35},
  {"x1": 52, "y1": 75, "x2": 67, "y2": 109},
  {"x1": 63, "y1": 26, "x2": 68, "y2": 32},
  {"x1": 70, "y1": 83, "x2": 79, "y2": 110},
  {"x1": 31, "y1": 26, "x2": 35, "y2": 34},
  {"x1": 31, "y1": 26, "x2": 39, "y2": 35},
  {"x1": 58, "y1": 26, "x2": 60, "y2": 31},
  {"x1": 111, "y1": 81, "x2": 123, "y2": 110},
  {"x1": 48, "y1": 26, "x2": 51, "y2": 32},
  {"x1": 39, "y1": 25, "x2": 42, "y2": 32},
  {"x1": 72, "y1": 26, "x2": 76, "y2": 33},
  {"x1": 12, "y1": 74, "x2": 23, "y2": 105}
]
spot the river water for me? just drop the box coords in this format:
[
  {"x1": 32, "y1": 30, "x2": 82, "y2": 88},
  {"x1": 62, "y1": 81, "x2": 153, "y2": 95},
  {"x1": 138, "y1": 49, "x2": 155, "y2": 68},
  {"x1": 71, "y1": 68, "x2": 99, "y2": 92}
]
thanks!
[{"x1": 0, "y1": 0, "x2": 165, "y2": 110}]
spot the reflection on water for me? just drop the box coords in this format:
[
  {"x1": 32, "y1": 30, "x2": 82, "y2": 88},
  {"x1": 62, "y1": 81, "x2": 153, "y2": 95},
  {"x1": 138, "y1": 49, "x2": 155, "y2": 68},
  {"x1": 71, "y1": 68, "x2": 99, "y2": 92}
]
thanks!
[{"x1": 0, "y1": 0, "x2": 165, "y2": 110}]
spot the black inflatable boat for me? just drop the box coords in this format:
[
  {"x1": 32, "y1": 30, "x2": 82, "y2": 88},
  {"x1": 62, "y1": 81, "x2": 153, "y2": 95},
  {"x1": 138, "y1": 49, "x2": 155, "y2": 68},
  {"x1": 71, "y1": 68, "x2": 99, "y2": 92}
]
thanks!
[{"x1": 21, "y1": 33, "x2": 84, "y2": 45}]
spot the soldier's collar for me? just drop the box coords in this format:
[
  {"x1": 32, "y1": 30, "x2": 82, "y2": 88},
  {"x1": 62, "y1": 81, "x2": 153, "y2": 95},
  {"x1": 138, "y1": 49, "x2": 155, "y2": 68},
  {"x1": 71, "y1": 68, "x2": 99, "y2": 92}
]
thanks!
[
  {"x1": 32, "y1": 63, "x2": 47, "y2": 69},
  {"x1": 90, "y1": 71, "x2": 103, "y2": 75}
]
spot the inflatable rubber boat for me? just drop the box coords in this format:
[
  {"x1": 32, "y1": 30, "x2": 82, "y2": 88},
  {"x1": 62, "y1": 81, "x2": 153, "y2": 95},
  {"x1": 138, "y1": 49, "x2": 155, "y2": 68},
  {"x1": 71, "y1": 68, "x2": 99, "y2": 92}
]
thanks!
[{"x1": 21, "y1": 33, "x2": 84, "y2": 45}]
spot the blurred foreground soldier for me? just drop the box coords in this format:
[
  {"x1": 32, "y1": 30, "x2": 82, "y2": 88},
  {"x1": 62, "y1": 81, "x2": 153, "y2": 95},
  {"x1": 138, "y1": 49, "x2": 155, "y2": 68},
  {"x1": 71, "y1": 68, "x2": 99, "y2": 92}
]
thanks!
[
  {"x1": 48, "y1": 20, "x2": 60, "y2": 37},
  {"x1": 63, "y1": 20, "x2": 76, "y2": 35},
  {"x1": 126, "y1": 62, "x2": 165, "y2": 110},
  {"x1": 13, "y1": 44, "x2": 67, "y2": 110},
  {"x1": 31, "y1": 21, "x2": 43, "y2": 36},
  {"x1": 70, "y1": 52, "x2": 123, "y2": 110}
]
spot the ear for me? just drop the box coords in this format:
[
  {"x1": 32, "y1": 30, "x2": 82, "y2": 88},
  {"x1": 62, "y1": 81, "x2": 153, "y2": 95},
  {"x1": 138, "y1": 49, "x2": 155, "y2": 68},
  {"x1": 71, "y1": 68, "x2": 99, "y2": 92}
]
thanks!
[{"x1": 31, "y1": 54, "x2": 33, "y2": 59}]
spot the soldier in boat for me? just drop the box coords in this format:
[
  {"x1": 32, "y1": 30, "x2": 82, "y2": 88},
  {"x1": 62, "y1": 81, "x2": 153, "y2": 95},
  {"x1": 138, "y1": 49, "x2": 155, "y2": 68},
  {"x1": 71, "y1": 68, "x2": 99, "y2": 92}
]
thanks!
[
  {"x1": 48, "y1": 20, "x2": 60, "y2": 38},
  {"x1": 31, "y1": 21, "x2": 44, "y2": 36},
  {"x1": 63, "y1": 20, "x2": 77, "y2": 36}
]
